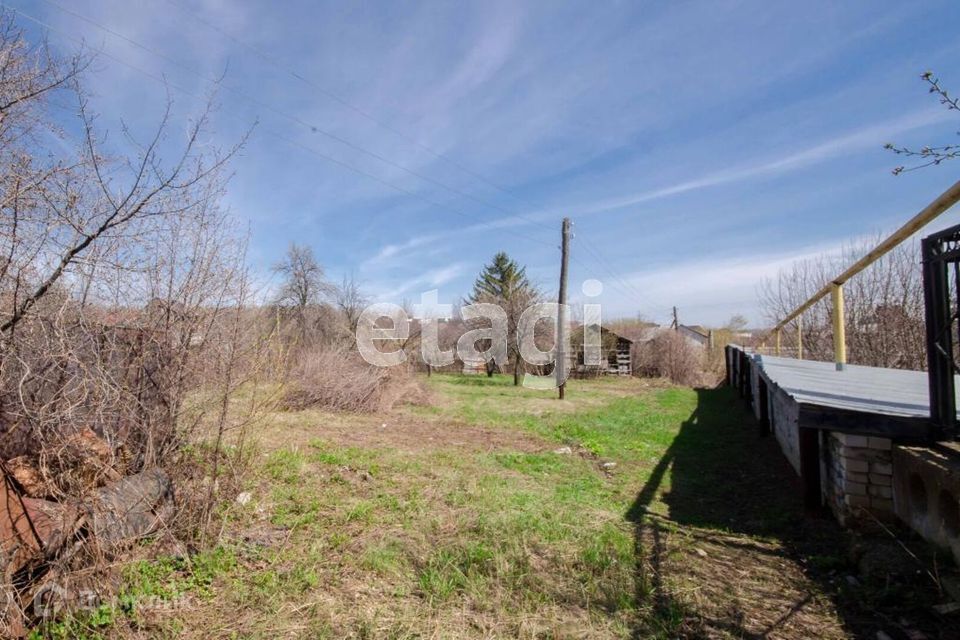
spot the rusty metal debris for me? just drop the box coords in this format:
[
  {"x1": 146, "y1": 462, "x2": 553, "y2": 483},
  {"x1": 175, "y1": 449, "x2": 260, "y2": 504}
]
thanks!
[
  {"x1": 0, "y1": 452, "x2": 174, "y2": 637},
  {"x1": 3, "y1": 457, "x2": 48, "y2": 499}
]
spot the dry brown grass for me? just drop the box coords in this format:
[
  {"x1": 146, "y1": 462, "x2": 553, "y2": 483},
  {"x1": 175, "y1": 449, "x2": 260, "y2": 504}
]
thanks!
[
  {"x1": 31, "y1": 377, "x2": 952, "y2": 640},
  {"x1": 635, "y1": 515, "x2": 848, "y2": 639},
  {"x1": 281, "y1": 346, "x2": 428, "y2": 413}
]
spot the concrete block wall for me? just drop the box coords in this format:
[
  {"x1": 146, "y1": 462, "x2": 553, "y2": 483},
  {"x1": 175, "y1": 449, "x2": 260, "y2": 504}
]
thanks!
[
  {"x1": 724, "y1": 345, "x2": 960, "y2": 565},
  {"x1": 892, "y1": 444, "x2": 960, "y2": 566},
  {"x1": 749, "y1": 359, "x2": 762, "y2": 422},
  {"x1": 822, "y1": 432, "x2": 894, "y2": 525},
  {"x1": 768, "y1": 383, "x2": 801, "y2": 475},
  {"x1": 726, "y1": 347, "x2": 894, "y2": 524}
]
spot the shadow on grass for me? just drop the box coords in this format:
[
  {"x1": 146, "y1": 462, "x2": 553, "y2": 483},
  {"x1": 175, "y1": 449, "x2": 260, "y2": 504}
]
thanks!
[
  {"x1": 625, "y1": 386, "x2": 944, "y2": 640},
  {"x1": 627, "y1": 387, "x2": 803, "y2": 535}
]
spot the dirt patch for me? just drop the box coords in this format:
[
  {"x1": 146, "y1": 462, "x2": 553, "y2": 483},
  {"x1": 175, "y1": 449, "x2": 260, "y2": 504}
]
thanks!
[
  {"x1": 303, "y1": 416, "x2": 548, "y2": 453},
  {"x1": 637, "y1": 514, "x2": 847, "y2": 639},
  {"x1": 255, "y1": 409, "x2": 549, "y2": 454}
]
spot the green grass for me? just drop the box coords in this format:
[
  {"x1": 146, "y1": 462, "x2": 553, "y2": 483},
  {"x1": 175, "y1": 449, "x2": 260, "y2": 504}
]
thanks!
[
  {"x1": 426, "y1": 373, "x2": 691, "y2": 459},
  {"x1": 31, "y1": 547, "x2": 238, "y2": 640},
  {"x1": 417, "y1": 541, "x2": 497, "y2": 604},
  {"x1": 263, "y1": 448, "x2": 306, "y2": 483},
  {"x1": 34, "y1": 373, "x2": 815, "y2": 639}
]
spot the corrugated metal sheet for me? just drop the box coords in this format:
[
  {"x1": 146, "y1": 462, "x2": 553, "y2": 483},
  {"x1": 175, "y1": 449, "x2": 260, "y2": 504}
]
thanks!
[{"x1": 756, "y1": 355, "x2": 936, "y2": 418}]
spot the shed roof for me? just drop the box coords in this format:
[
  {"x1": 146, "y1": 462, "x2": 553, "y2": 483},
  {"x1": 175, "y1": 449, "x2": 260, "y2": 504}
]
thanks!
[
  {"x1": 680, "y1": 324, "x2": 709, "y2": 338},
  {"x1": 578, "y1": 324, "x2": 634, "y2": 344},
  {"x1": 756, "y1": 354, "x2": 936, "y2": 419}
]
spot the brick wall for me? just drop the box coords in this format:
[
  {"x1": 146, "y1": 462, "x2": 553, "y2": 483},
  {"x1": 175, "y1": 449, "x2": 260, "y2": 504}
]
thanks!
[{"x1": 823, "y1": 432, "x2": 894, "y2": 525}]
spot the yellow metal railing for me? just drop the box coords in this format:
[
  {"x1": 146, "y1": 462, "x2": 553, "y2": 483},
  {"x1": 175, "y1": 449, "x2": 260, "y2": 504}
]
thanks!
[{"x1": 769, "y1": 178, "x2": 960, "y2": 369}]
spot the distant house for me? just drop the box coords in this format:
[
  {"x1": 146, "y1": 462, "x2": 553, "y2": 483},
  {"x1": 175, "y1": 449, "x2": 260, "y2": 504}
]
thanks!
[
  {"x1": 570, "y1": 325, "x2": 633, "y2": 376},
  {"x1": 461, "y1": 356, "x2": 488, "y2": 375},
  {"x1": 611, "y1": 322, "x2": 661, "y2": 345},
  {"x1": 678, "y1": 324, "x2": 712, "y2": 348}
]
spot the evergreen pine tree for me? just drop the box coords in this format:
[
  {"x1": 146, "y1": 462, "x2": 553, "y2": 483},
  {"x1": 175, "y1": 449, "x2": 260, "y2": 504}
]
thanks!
[{"x1": 468, "y1": 252, "x2": 540, "y2": 385}]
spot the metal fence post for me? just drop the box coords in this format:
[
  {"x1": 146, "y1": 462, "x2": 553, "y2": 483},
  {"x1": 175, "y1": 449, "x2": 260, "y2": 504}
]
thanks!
[
  {"x1": 922, "y1": 233, "x2": 956, "y2": 433},
  {"x1": 797, "y1": 315, "x2": 803, "y2": 360},
  {"x1": 832, "y1": 283, "x2": 846, "y2": 370},
  {"x1": 763, "y1": 179, "x2": 960, "y2": 360}
]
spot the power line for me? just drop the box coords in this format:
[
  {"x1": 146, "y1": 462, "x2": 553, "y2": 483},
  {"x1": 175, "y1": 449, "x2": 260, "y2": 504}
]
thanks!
[
  {"x1": 31, "y1": 0, "x2": 558, "y2": 239},
  {"x1": 18, "y1": 0, "x2": 679, "y2": 308},
  {"x1": 50, "y1": 0, "x2": 691, "y2": 314},
  {"x1": 151, "y1": 4, "x2": 755, "y2": 327},
  {"x1": 164, "y1": 0, "x2": 642, "y2": 255},
  {"x1": 572, "y1": 229, "x2": 667, "y2": 316},
  {"x1": 163, "y1": 0, "x2": 555, "y2": 216},
  {"x1": 50, "y1": 0, "x2": 677, "y2": 301},
  {"x1": 568, "y1": 250, "x2": 656, "y2": 318},
  {"x1": 4, "y1": 3, "x2": 558, "y2": 251},
  {"x1": 166, "y1": 0, "x2": 624, "y2": 263},
  {"x1": 564, "y1": 235, "x2": 640, "y2": 306},
  {"x1": 576, "y1": 232, "x2": 641, "y2": 298},
  {"x1": 153, "y1": 0, "x2": 684, "y2": 313}
]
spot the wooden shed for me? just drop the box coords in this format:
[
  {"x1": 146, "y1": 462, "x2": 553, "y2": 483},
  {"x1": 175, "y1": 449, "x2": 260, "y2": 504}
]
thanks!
[{"x1": 570, "y1": 325, "x2": 633, "y2": 377}]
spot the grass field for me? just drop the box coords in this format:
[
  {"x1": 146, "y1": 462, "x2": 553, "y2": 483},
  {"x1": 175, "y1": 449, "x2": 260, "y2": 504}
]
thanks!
[{"x1": 37, "y1": 374, "x2": 947, "y2": 639}]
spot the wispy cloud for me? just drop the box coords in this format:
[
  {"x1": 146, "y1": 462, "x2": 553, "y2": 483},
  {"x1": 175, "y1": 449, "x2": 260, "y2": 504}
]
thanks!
[
  {"x1": 21, "y1": 0, "x2": 960, "y2": 325},
  {"x1": 602, "y1": 240, "x2": 847, "y2": 325},
  {"x1": 363, "y1": 105, "x2": 953, "y2": 269},
  {"x1": 361, "y1": 233, "x2": 441, "y2": 269},
  {"x1": 568, "y1": 107, "x2": 953, "y2": 219},
  {"x1": 368, "y1": 262, "x2": 467, "y2": 300}
]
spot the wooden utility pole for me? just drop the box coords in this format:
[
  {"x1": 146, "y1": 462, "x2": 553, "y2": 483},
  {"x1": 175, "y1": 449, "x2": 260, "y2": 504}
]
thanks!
[{"x1": 557, "y1": 217, "x2": 571, "y2": 399}]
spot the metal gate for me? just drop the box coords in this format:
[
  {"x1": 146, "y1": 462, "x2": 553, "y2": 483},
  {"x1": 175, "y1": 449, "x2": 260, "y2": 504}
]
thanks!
[{"x1": 922, "y1": 223, "x2": 960, "y2": 433}]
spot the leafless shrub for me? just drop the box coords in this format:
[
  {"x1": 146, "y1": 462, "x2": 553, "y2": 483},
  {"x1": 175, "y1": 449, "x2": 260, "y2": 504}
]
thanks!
[
  {"x1": 335, "y1": 273, "x2": 369, "y2": 337},
  {"x1": 635, "y1": 331, "x2": 705, "y2": 386},
  {"x1": 281, "y1": 345, "x2": 423, "y2": 413},
  {"x1": 0, "y1": 10, "x2": 272, "y2": 633}
]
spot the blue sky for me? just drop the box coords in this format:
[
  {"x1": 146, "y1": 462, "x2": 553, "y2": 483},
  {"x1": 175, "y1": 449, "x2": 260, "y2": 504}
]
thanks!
[{"x1": 12, "y1": 0, "x2": 960, "y2": 325}]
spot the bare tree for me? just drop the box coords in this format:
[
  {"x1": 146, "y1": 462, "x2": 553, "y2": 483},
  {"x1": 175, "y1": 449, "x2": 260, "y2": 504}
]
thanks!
[
  {"x1": 759, "y1": 236, "x2": 925, "y2": 369},
  {"x1": 272, "y1": 242, "x2": 332, "y2": 345},
  {"x1": 725, "y1": 314, "x2": 749, "y2": 331},
  {"x1": 335, "y1": 272, "x2": 368, "y2": 336},
  {"x1": 0, "y1": 11, "x2": 268, "y2": 631},
  {"x1": 886, "y1": 72, "x2": 960, "y2": 174}
]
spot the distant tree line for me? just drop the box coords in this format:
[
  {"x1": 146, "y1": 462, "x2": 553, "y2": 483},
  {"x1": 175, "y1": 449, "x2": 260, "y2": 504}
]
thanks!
[{"x1": 759, "y1": 237, "x2": 925, "y2": 370}]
